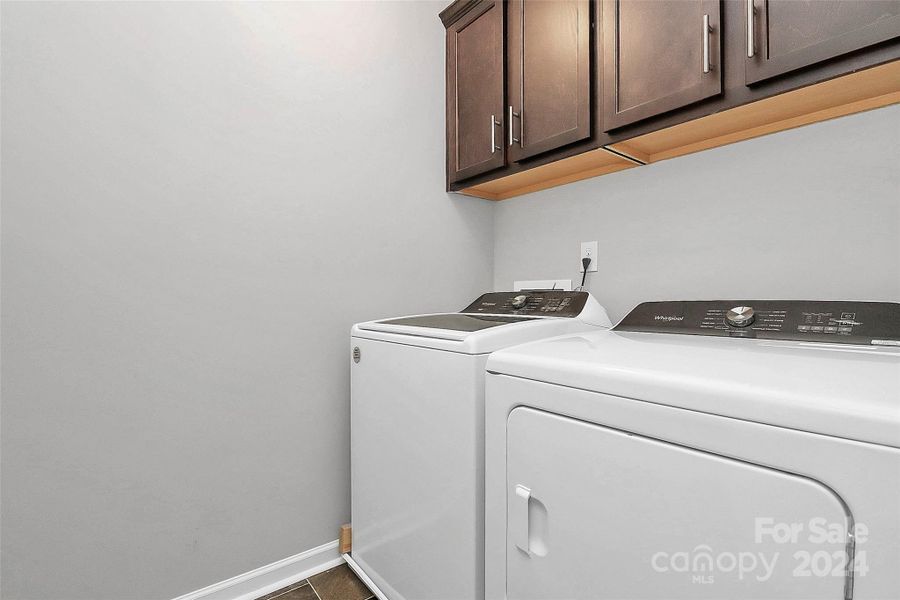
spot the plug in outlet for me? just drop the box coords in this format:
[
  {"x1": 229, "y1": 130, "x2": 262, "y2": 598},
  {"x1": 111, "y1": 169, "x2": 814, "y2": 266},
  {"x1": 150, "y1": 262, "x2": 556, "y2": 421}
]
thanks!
[{"x1": 580, "y1": 241, "x2": 598, "y2": 272}]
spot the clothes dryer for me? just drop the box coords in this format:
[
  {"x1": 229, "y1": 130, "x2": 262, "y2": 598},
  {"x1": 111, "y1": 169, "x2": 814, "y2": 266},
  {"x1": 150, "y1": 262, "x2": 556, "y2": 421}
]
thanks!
[{"x1": 485, "y1": 300, "x2": 900, "y2": 600}]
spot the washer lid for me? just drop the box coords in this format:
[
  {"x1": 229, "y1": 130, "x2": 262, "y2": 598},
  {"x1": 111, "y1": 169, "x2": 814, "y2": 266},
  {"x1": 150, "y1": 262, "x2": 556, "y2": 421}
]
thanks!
[
  {"x1": 486, "y1": 329, "x2": 900, "y2": 448},
  {"x1": 356, "y1": 313, "x2": 540, "y2": 343},
  {"x1": 352, "y1": 292, "x2": 612, "y2": 353},
  {"x1": 371, "y1": 313, "x2": 537, "y2": 333},
  {"x1": 353, "y1": 313, "x2": 603, "y2": 354}
]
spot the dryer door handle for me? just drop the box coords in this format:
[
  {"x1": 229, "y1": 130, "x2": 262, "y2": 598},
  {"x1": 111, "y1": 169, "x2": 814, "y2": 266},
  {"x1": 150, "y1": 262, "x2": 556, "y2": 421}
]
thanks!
[
  {"x1": 512, "y1": 484, "x2": 550, "y2": 557},
  {"x1": 512, "y1": 484, "x2": 532, "y2": 553}
]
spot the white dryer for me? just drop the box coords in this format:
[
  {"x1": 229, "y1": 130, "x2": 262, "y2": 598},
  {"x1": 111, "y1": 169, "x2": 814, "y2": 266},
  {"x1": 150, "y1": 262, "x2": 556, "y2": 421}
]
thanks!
[
  {"x1": 349, "y1": 291, "x2": 611, "y2": 600},
  {"x1": 484, "y1": 300, "x2": 900, "y2": 600}
]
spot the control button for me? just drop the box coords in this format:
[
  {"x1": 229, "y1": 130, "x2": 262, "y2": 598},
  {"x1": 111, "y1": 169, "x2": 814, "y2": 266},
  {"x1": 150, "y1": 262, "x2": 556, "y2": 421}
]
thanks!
[
  {"x1": 511, "y1": 294, "x2": 529, "y2": 309},
  {"x1": 810, "y1": 326, "x2": 824, "y2": 332},
  {"x1": 726, "y1": 306, "x2": 755, "y2": 327},
  {"x1": 839, "y1": 326, "x2": 852, "y2": 333},
  {"x1": 797, "y1": 325, "x2": 810, "y2": 332},
  {"x1": 824, "y1": 326, "x2": 838, "y2": 333}
]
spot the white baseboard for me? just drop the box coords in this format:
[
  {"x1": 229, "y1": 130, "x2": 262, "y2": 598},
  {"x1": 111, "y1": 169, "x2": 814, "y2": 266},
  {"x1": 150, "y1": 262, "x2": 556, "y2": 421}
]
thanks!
[
  {"x1": 172, "y1": 540, "x2": 343, "y2": 600},
  {"x1": 342, "y1": 553, "x2": 389, "y2": 600}
]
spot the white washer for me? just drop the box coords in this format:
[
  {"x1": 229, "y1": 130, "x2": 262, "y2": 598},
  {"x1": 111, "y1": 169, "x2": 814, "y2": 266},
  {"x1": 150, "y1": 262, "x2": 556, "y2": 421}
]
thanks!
[
  {"x1": 485, "y1": 300, "x2": 900, "y2": 600},
  {"x1": 349, "y1": 291, "x2": 611, "y2": 600}
]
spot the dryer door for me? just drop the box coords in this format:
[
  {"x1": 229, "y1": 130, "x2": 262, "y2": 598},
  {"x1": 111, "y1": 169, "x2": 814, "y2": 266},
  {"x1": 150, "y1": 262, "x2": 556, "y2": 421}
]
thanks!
[{"x1": 506, "y1": 407, "x2": 853, "y2": 599}]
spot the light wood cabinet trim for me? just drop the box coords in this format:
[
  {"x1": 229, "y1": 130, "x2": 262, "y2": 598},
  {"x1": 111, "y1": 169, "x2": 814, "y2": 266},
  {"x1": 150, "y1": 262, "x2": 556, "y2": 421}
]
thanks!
[
  {"x1": 461, "y1": 147, "x2": 639, "y2": 200},
  {"x1": 610, "y1": 60, "x2": 900, "y2": 164},
  {"x1": 461, "y1": 60, "x2": 899, "y2": 201}
]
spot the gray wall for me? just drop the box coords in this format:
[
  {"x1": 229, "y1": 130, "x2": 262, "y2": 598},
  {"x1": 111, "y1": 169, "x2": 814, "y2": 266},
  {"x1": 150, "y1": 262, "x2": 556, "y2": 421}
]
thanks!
[
  {"x1": 0, "y1": 2, "x2": 492, "y2": 599},
  {"x1": 495, "y1": 105, "x2": 900, "y2": 321},
  {"x1": 3, "y1": 2, "x2": 900, "y2": 600}
]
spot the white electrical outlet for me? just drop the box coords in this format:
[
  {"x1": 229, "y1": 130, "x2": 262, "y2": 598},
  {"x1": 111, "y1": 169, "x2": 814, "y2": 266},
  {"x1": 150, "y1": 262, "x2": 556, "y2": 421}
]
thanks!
[{"x1": 580, "y1": 241, "x2": 598, "y2": 272}]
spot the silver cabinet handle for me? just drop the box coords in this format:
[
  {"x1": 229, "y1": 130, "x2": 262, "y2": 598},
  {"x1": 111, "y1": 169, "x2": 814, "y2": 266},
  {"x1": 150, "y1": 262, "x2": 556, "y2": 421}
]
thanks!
[
  {"x1": 747, "y1": 0, "x2": 755, "y2": 58},
  {"x1": 702, "y1": 14, "x2": 712, "y2": 74},
  {"x1": 508, "y1": 106, "x2": 520, "y2": 146},
  {"x1": 490, "y1": 115, "x2": 501, "y2": 153},
  {"x1": 491, "y1": 115, "x2": 494, "y2": 153}
]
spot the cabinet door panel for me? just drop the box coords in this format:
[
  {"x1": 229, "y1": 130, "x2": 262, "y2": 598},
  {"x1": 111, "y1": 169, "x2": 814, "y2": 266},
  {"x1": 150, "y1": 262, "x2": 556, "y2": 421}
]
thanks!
[
  {"x1": 447, "y1": 0, "x2": 505, "y2": 183},
  {"x1": 746, "y1": 0, "x2": 900, "y2": 84},
  {"x1": 508, "y1": 0, "x2": 590, "y2": 161},
  {"x1": 602, "y1": 0, "x2": 722, "y2": 131}
]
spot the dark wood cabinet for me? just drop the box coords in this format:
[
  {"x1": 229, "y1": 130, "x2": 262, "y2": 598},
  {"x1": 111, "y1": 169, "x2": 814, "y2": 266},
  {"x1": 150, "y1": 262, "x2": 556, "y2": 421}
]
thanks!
[
  {"x1": 746, "y1": 0, "x2": 900, "y2": 84},
  {"x1": 446, "y1": 0, "x2": 506, "y2": 184},
  {"x1": 601, "y1": 0, "x2": 722, "y2": 131},
  {"x1": 507, "y1": 0, "x2": 591, "y2": 161},
  {"x1": 440, "y1": 0, "x2": 900, "y2": 200}
]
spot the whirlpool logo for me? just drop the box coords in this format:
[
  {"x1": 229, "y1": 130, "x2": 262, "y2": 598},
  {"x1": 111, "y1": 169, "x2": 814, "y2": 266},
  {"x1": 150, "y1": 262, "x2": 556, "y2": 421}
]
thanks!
[{"x1": 654, "y1": 315, "x2": 684, "y2": 322}]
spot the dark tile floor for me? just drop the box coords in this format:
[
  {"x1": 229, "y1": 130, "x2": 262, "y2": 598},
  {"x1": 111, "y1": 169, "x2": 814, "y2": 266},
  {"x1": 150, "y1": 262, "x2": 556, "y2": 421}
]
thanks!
[{"x1": 256, "y1": 564, "x2": 374, "y2": 600}]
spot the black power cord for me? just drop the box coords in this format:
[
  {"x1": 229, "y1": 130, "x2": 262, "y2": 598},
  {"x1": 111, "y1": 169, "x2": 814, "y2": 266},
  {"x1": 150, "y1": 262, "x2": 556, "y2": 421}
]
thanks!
[{"x1": 580, "y1": 257, "x2": 592, "y2": 289}]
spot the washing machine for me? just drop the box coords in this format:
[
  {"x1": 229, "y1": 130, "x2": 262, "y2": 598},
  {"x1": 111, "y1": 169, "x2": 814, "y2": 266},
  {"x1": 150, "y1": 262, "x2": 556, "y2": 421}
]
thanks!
[
  {"x1": 484, "y1": 300, "x2": 900, "y2": 600},
  {"x1": 348, "y1": 290, "x2": 612, "y2": 600}
]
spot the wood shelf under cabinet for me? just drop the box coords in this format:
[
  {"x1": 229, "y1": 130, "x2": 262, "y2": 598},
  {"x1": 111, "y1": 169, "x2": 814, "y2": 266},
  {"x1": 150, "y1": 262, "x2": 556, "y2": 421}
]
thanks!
[
  {"x1": 460, "y1": 60, "x2": 900, "y2": 201},
  {"x1": 609, "y1": 60, "x2": 900, "y2": 164}
]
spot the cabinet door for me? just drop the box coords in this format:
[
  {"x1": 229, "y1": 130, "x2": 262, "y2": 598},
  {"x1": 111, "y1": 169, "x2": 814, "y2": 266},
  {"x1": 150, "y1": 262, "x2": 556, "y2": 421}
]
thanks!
[
  {"x1": 507, "y1": 0, "x2": 591, "y2": 162},
  {"x1": 602, "y1": 0, "x2": 722, "y2": 131},
  {"x1": 746, "y1": 0, "x2": 900, "y2": 84},
  {"x1": 505, "y1": 407, "x2": 851, "y2": 599},
  {"x1": 447, "y1": 0, "x2": 505, "y2": 184}
]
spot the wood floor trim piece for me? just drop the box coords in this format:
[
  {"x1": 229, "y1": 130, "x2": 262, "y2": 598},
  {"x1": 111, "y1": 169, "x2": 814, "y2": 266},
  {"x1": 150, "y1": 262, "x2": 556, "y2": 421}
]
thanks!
[{"x1": 339, "y1": 524, "x2": 352, "y2": 554}]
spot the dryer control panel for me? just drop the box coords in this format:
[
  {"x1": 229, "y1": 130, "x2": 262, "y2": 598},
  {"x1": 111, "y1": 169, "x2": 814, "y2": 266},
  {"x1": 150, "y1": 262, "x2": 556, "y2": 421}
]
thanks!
[
  {"x1": 462, "y1": 291, "x2": 588, "y2": 317},
  {"x1": 615, "y1": 301, "x2": 900, "y2": 346}
]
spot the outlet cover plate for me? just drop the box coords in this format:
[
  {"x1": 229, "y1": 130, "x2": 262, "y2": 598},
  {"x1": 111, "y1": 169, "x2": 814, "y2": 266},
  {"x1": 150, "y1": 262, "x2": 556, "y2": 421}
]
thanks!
[{"x1": 580, "y1": 241, "x2": 598, "y2": 272}]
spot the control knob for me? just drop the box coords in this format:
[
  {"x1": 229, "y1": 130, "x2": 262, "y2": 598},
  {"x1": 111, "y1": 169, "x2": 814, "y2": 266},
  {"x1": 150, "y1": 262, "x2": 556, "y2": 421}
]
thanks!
[
  {"x1": 511, "y1": 294, "x2": 529, "y2": 309},
  {"x1": 726, "y1": 306, "x2": 755, "y2": 327}
]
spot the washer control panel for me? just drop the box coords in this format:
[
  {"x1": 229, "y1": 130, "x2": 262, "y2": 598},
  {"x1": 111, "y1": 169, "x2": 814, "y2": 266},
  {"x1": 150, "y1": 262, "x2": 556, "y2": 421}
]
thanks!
[
  {"x1": 462, "y1": 291, "x2": 588, "y2": 317},
  {"x1": 615, "y1": 301, "x2": 900, "y2": 346}
]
